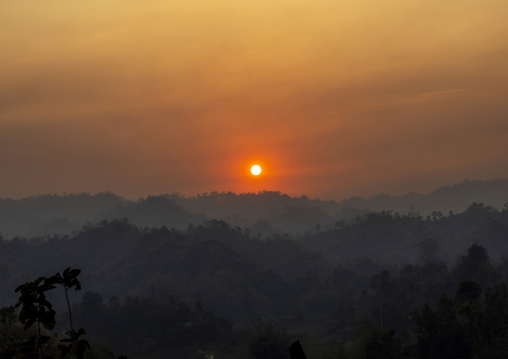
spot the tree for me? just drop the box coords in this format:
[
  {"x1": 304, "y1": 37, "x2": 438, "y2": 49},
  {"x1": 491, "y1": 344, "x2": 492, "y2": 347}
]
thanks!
[
  {"x1": 473, "y1": 282, "x2": 508, "y2": 358},
  {"x1": 411, "y1": 294, "x2": 469, "y2": 359},
  {"x1": 454, "y1": 244, "x2": 496, "y2": 285},
  {"x1": 10, "y1": 267, "x2": 90, "y2": 359}
]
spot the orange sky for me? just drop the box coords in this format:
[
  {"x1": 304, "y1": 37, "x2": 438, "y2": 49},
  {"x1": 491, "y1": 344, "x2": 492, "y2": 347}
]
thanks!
[{"x1": 1, "y1": 0, "x2": 508, "y2": 200}]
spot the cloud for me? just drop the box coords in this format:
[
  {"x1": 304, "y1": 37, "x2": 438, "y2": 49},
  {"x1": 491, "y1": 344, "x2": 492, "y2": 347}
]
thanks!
[{"x1": 405, "y1": 87, "x2": 473, "y2": 103}]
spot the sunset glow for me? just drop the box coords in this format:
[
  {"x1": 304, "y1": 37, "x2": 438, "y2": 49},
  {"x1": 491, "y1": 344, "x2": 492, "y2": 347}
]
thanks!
[{"x1": 1, "y1": 0, "x2": 507, "y2": 200}]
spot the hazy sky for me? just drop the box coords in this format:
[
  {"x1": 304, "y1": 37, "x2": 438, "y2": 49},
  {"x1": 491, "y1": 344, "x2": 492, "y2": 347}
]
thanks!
[{"x1": 2, "y1": 0, "x2": 508, "y2": 200}]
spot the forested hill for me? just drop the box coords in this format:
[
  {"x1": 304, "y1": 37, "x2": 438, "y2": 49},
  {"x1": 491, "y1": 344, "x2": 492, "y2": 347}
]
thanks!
[
  {"x1": 2, "y1": 204, "x2": 508, "y2": 320},
  {"x1": 2, "y1": 204, "x2": 508, "y2": 358},
  {"x1": 0, "y1": 179, "x2": 507, "y2": 238}
]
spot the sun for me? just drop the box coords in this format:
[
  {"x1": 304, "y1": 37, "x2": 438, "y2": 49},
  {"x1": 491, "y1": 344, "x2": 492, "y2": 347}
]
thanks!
[{"x1": 251, "y1": 165, "x2": 262, "y2": 176}]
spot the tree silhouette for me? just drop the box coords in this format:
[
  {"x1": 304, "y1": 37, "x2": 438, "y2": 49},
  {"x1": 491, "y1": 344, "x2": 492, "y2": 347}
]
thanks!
[{"x1": 11, "y1": 267, "x2": 90, "y2": 359}]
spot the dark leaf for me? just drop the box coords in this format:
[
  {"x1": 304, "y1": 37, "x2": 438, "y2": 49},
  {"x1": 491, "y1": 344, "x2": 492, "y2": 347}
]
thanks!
[{"x1": 70, "y1": 269, "x2": 81, "y2": 277}]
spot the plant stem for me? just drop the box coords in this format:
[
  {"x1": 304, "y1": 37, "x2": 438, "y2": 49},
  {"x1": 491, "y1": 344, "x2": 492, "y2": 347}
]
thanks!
[
  {"x1": 64, "y1": 286, "x2": 74, "y2": 331},
  {"x1": 37, "y1": 303, "x2": 44, "y2": 358}
]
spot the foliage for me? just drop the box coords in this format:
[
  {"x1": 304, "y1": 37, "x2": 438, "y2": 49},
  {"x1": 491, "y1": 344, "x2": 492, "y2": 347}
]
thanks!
[
  {"x1": 4, "y1": 268, "x2": 90, "y2": 359},
  {"x1": 70, "y1": 293, "x2": 234, "y2": 358},
  {"x1": 409, "y1": 281, "x2": 508, "y2": 358}
]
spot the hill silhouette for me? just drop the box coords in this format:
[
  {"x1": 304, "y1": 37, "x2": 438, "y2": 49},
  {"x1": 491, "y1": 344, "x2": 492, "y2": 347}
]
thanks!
[{"x1": 0, "y1": 179, "x2": 506, "y2": 238}]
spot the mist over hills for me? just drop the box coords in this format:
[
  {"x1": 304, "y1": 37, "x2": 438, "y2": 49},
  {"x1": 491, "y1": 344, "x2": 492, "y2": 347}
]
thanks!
[
  {"x1": 0, "y1": 178, "x2": 506, "y2": 238},
  {"x1": 3, "y1": 199, "x2": 508, "y2": 315},
  {"x1": 1, "y1": 179, "x2": 508, "y2": 358},
  {"x1": 1, "y1": 196, "x2": 507, "y2": 328},
  {"x1": 341, "y1": 178, "x2": 508, "y2": 215}
]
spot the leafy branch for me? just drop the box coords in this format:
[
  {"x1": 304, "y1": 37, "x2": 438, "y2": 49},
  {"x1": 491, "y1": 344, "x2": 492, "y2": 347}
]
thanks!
[{"x1": 13, "y1": 267, "x2": 90, "y2": 359}]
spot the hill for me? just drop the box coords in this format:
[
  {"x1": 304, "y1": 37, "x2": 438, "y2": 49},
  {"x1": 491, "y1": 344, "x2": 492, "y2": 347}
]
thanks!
[
  {"x1": 2, "y1": 203, "x2": 508, "y2": 358},
  {"x1": 0, "y1": 179, "x2": 507, "y2": 238}
]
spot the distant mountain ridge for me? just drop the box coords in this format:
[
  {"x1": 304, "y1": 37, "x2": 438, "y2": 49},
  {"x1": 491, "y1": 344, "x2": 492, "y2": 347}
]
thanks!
[
  {"x1": 341, "y1": 178, "x2": 508, "y2": 215},
  {"x1": 0, "y1": 178, "x2": 507, "y2": 238}
]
